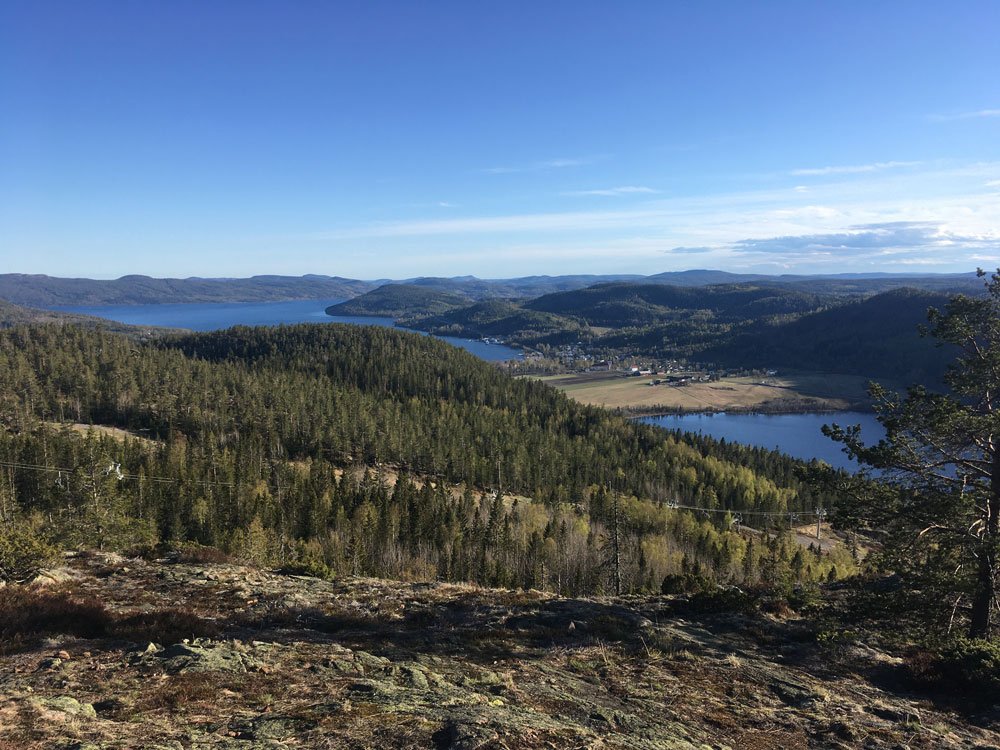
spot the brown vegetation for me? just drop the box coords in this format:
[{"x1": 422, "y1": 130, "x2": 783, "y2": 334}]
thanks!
[{"x1": 0, "y1": 551, "x2": 995, "y2": 749}]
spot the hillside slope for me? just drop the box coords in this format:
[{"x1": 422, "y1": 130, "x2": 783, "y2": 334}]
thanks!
[
  {"x1": 702, "y1": 288, "x2": 953, "y2": 382},
  {"x1": 0, "y1": 323, "x2": 846, "y2": 596},
  {"x1": 404, "y1": 299, "x2": 582, "y2": 340},
  {"x1": 0, "y1": 298, "x2": 164, "y2": 335},
  {"x1": 325, "y1": 283, "x2": 470, "y2": 317},
  {"x1": 525, "y1": 282, "x2": 827, "y2": 326}
]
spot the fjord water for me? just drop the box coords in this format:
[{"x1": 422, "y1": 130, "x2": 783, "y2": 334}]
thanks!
[
  {"x1": 640, "y1": 411, "x2": 885, "y2": 471},
  {"x1": 54, "y1": 300, "x2": 523, "y2": 362}
]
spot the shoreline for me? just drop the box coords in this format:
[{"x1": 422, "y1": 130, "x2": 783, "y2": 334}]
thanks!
[{"x1": 618, "y1": 402, "x2": 874, "y2": 418}]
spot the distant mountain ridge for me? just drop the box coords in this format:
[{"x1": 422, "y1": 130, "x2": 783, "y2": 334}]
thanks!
[
  {"x1": 647, "y1": 269, "x2": 982, "y2": 294},
  {"x1": 0, "y1": 274, "x2": 378, "y2": 307},
  {"x1": 2, "y1": 270, "x2": 981, "y2": 309}
]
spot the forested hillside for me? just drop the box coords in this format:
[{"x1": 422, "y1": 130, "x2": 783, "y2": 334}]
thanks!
[
  {"x1": 0, "y1": 299, "x2": 163, "y2": 336},
  {"x1": 0, "y1": 274, "x2": 376, "y2": 307},
  {"x1": 0, "y1": 324, "x2": 849, "y2": 594},
  {"x1": 403, "y1": 299, "x2": 583, "y2": 344},
  {"x1": 358, "y1": 280, "x2": 956, "y2": 386},
  {"x1": 402, "y1": 274, "x2": 644, "y2": 298},
  {"x1": 325, "y1": 284, "x2": 470, "y2": 317},
  {"x1": 702, "y1": 288, "x2": 953, "y2": 382},
  {"x1": 524, "y1": 282, "x2": 826, "y2": 326}
]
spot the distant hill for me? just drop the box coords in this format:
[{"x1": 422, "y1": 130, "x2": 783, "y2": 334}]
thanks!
[
  {"x1": 0, "y1": 298, "x2": 165, "y2": 335},
  {"x1": 525, "y1": 282, "x2": 827, "y2": 326},
  {"x1": 404, "y1": 299, "x2": 581, "y2": 341},
  {"x1": 702, "y1": 287, "x2": 954, "y2": 382},
  {"x1": 325, "y1": 284, "x2": 470, "y2": 318},
  {"x1": 1, "y1": 270, "x2": 982, "y2": 309},
  {"x1": 336, "y1": 278, "x2": 978, "y2": 386},
  {"x1": 0, "y1": 274, "x2": 377, "y2": 307},
  {"x1": 400, "y1": 274, "x2": 645, "y2": 299},
  {"x1": 646, "y1": 269, "x2": 773, "y2": 286},
  {"x1": 779, "y1": 273, "x2": 982, "y2": 296},
  {"x1": 647, "y1": 269, "x2": 982, "y2": 296}
]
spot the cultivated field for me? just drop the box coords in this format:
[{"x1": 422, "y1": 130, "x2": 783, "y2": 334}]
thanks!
[{"x1": 535, "y1": 371, "x2": 873, "y2": 413}]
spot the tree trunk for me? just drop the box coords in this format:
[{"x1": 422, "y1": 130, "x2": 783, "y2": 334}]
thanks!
[
  {"x1": 612, "y1": 491, "x2": 622, "y2": 596},
  {"x1": 969, "y1": 441, "x2": 1000, "y2": 638},
  {"x1": 970, "y1": 552, "x2": 994, "y2": 638}
]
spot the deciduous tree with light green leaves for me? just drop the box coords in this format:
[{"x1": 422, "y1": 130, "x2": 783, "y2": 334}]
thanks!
[{"x1": 823, "y1": 269, "x2": 1000, "y2": 639}]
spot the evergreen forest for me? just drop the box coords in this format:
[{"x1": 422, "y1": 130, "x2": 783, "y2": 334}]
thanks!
[{"x1": 0, "y1": 323, "x2": 853, "y2": 593}]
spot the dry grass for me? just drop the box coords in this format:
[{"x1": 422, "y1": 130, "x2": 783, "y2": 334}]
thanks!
[
  {"x1": 537, "y1": 372, "x2": 871, "y2": 412},
  {"x1": 138, "y1": 672, "x2": 228, "y2": 712},
  {"x1": 50, "y1": 421, "x2": 161, "y2": 446},
  {"x1": 113, "y1": 607, "x2": 219, "y2": 643}
]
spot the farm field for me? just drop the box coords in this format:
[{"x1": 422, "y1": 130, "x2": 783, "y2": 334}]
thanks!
[{"x1": 534, "y1": 371, "x2": 873, "y2": 413}]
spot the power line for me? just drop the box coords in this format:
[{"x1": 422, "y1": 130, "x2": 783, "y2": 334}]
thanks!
[
  {"x1": 0, "y1": 458, "x2": 826, "y2": 522},
  {"x1": 665, "y1": 499, "x2": 823, "y2": 520}
]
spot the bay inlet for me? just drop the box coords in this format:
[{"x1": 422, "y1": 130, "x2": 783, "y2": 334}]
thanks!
[{"x1": 52, "y1": 299, "x2": 523, "y2": 362}]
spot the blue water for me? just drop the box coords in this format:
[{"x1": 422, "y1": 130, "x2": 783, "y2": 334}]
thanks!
[
  {"x1": 54, "y1": 299, "x2": 523, "y2": 362},
  {"x1": 640, "y1": 411, "x2": 885, "y2": 471}
]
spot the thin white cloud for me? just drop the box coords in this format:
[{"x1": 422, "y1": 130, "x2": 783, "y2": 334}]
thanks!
[
  {"x1": 928, "y1": 109, "x2": 1000, "y2": 122},
  {"x1": 670, "y1": 246, "x2": 714, "y2": 254},
  {"x1": 770, "y1": 205, "x2": 842, "y2": 221},
  {"x1": 482, "y1": 157, "x2": 593, "y2": 174},
  {"x1": 563, "y1": 185, "x2": 658, "y2": 197},
  {"x1": 329, "y1": 208, "x2": 668, "y2": 238},
  {"x1": 438, "y1": 201, "x2": 458, "y2": 208},
  {"x1": 295, "y1": 167, "x2": 1000, "y2": 247},
  {"x1": 253, "y1": 160, "x2": 1000, "y2": 275},
  {"x1": 540, "y1": 158, "x2": 587, "y2": 168},
  {"x1": 791, "y1": 161, "x2": 921, "y2": 176}
]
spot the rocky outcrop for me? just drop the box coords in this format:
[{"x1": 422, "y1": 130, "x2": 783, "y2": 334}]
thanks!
[{"x1": 0, "y1": 551, "x2": 995, "y2": 749}]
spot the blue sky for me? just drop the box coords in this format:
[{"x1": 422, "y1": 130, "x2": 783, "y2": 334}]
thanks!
[{"x1": 2, "y1": 1, "x2": 999, "y2": 279}]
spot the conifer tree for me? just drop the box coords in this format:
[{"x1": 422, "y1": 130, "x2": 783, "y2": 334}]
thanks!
[{"x1": 824, "y1": 270, "x2": 1000, "y2": 638}]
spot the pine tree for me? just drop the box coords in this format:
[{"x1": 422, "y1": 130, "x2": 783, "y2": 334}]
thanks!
[{"x1": 824, "y1": 269, "x2": 1000, "y2": 638}]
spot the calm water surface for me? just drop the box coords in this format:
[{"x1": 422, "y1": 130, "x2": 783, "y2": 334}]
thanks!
[
  {"x1": 54, "y1": 300, "x2": 523, "y2": 362},
  {"x1": 640, "y1": 411, "x2": 885, "y2": 471}
]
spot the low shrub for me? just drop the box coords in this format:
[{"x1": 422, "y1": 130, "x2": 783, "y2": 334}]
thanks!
[
  {"x1": 684, "y1": 586, "x2": 760, "y2": 615},
  {"x1": 278, "y1": 539, "x2": 331, "y2": 579},
  {"x1": 907, "y1": 637, "x2": 1000, "y2": 701},
  {"x1": 176, "y1": 543, "x2": 233, "y2": 565},
  {"x1": 276, "y1": 558, "x2": 332, "y2": 579},
  {"x1": 785, "y1": 584, "x2": 822, "y2": 613},
  {"x1": 0, "y1": 526, "x2": 58, "y2": 583},
  {"x1": 660, "y1": 573, "x2": 714, "y2": 595},
  {"x1": 0, "y1": 587, "x2": 110, "y2": 652}
]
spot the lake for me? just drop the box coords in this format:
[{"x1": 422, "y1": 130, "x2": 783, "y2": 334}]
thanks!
[
  {"x1": 53, "y1": 299, "x2": 523, "y2": 362},
  {"x1": 640, "y1": 411, "x2": 885, "y2": 471}
]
